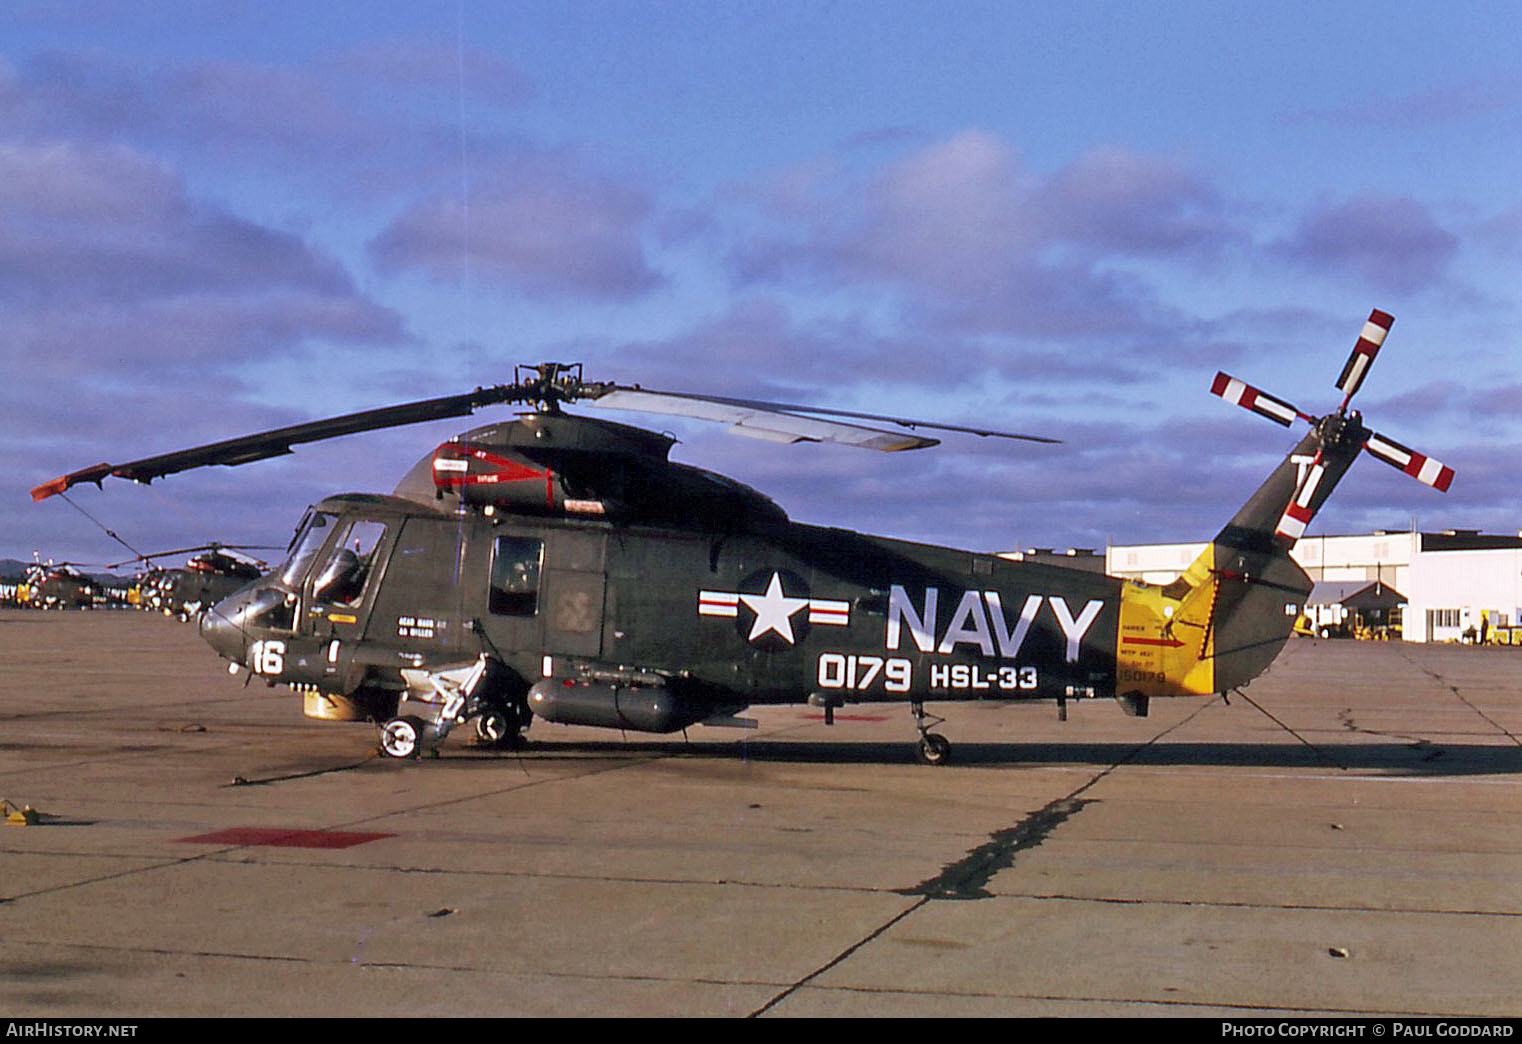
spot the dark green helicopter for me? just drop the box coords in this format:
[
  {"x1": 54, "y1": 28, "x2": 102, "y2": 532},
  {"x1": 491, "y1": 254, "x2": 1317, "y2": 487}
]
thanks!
[
  {"x1": 15, "y1": 558, "x2": 98, "y2": 610},
  {"x1": 123, "y1": 546, "x2": 269, "y2": 620},
  {"x1": 33, "y1": 312, "x2": 1452, "y2": 764}
]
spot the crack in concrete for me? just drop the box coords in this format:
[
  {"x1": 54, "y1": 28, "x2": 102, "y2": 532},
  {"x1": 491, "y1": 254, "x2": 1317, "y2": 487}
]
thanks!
[{"x1": 898, "y1": 795, "x2": 1097, "y2": 900}]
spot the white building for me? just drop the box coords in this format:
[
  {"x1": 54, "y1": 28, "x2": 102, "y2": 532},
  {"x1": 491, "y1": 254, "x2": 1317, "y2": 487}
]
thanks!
[{"x1": 1106, "y1": 530, "x2": 1522, "y2": 643}]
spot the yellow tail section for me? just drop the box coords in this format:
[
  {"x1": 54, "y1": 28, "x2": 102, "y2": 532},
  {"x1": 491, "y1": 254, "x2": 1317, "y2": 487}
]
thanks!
[{"x1": 1116, "y1": 540, "x2": 1311, "y2": 701}]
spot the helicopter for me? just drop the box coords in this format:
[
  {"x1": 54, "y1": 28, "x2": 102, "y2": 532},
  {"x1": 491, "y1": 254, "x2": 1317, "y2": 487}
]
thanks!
[
  {"x1": 122, "y1": 546, "x2": 270, "y2": 620},
  {"x1": 31, "y1": 310, "x2": 1451, "y2": 764},
  {"x1": 15, "y1": 558, "x2": 99, "y2": 610}
]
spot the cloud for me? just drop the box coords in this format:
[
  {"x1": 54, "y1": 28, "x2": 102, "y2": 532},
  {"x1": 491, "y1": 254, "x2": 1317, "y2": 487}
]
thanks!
[
  {"x1": 0, "y1": 44, "x2": 532, "y2": 196},
  {"x1": 332, "y1": 37, "x2": 535, "y2": 111},
  {"x1": 0, "y1": 141, "x2": 356, "y2": 306},
  {"x1": 369, "y1": 150, "x2": 663, "y2": 299},
  {"x1": 728, "y1": 131, "x2": 1239, "y2": 340},
  {"x1": 1298, "y1": 77, "x2": 1522, "y2": 130},
  {"x1": 1032, "y1": 147, "x2": 1234, "y2": 258},
  {"x1": 0, "y1": 140, "x2": 405, "y2": 379},
  {"x1": 1274, "y1": 196, "x2": 1458, "y2": 292},
  {"x1": 1, "y1": 49, "x2": 349, "y2": 156}
]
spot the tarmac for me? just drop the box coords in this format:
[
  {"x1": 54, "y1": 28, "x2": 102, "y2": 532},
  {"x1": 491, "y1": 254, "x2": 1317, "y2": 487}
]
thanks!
[{"x1": 1, "y1": 607, "x2": 1520, "y2": 1018}]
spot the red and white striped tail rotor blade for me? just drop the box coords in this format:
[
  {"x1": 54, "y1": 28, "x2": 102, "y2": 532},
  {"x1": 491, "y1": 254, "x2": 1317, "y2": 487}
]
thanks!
[
  {"x1": 1364, "y1": 431, "x2": 1455, "y2": 492},
  {"x1": 1335, "y1": 308, "x2": 1394, "y2": 407},
  {"x1": 1210, "y1": 372, "x2": 1309, "y2": 428}
]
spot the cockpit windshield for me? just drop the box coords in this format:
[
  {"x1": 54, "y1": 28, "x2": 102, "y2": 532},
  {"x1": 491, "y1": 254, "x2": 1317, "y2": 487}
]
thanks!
[{"x1": 278, "y1": 510, "x2": 337, "y2": 588}]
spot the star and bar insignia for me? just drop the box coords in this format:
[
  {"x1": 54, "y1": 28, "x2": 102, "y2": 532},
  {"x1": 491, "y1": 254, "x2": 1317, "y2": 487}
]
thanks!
[{"x1": 698, "y1": 570, "x2": 849, "y2": 646}]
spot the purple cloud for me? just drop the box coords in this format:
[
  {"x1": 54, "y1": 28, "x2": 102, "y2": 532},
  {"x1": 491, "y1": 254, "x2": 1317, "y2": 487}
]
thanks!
[
  {"x1": 1276, "y1": 196, "x2": 1458, "y2": 292},
  {"x1": 0, "y1": 141, "x2": 356, "y2": 306},
  {"x1": 369, "y1": 151, "x2": 663, "y2": 299},
  {"x1": 0, "y1": 140, "x2": 405, "y2": 380},
  {"x1": 0, "y1": 45, "x2": 530, "y2": 197},
  {"x1": 1032, "y1": 147, "x2": 1234, "y2": 257},
  {"x1": 728, "y1": 131, "x2": 1239, "y2": 340},
  {"x1": 331, "y1": 38, "x2": 534, "y2": 110},
  {"x1": 1301, "y1": 78, "x2": 1522, "y2": 130}
]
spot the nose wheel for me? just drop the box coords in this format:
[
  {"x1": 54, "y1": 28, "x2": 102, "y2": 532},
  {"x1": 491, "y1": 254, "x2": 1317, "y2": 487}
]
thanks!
[
  {"x1": 911, "y1": 702, "x2": 951, "y2": 765},
  {"x1": 379, "y1": 715, "x2": 427, "y2": 759}
]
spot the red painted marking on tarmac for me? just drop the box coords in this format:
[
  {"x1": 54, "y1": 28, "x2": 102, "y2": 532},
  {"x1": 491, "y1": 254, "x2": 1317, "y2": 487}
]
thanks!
[
  {"x1": 175, "y1": 827, "x2": 394, "y2": 849},
  {"x1": 800, "y1": 713, "x2": 890, "y2": 722}
]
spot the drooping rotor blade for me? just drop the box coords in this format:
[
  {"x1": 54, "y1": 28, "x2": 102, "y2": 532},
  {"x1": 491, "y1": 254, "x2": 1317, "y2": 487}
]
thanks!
[
  {"x1": 31, "y1": 384, "x2": 536, "y2": 501},
  {"x1": 31, "y1": 361, "x2": 1057, "y2": 502},
  {"x1": 1210, "y1": 373, "x2": 1314, "y2": 428},
  {"x1": 588, "y1": 387, "x2": 1059, "y2": 449},
  {"x1": 1335, "y1": 309, "x2": 1393, "y2": 408},
  {"x1": 1363, "y1": 431, "x2": 1455, "y2": 492},
  {"x1": 105, "y1": 544, "x2": 279, "y2": 570}
]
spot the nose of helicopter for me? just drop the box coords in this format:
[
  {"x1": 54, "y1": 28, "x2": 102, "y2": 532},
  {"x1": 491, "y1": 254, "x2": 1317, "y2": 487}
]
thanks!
[{"x1": 199, "y1": 597, "x2": 248, "y2": 663}]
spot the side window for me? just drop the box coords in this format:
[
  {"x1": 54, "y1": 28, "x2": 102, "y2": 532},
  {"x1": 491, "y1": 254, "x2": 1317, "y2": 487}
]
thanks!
[
  {"x1": 491, "y1": 536, "x2": 544, "y2": 616},
  {"x1": 313, "y1": 520, "x2": 388, "y2": 607},
  {"x1": 279, "y1": 511, "x2": 336, "y2": 588}
]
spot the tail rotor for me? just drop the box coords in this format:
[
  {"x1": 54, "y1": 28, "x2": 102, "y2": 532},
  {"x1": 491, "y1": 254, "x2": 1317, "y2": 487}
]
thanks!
[{"x1": 1211, "y1": 309, "x2": 1453, "y2": 549}]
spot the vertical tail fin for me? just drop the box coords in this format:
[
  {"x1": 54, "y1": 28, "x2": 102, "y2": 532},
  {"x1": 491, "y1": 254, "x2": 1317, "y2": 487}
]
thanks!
[{"x1": 1115, "y1": 310, "x2": 1452, "y2": 700}]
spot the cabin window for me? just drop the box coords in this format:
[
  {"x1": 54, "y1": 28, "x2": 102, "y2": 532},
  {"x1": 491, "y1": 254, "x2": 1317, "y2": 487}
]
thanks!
[
  {"x1": 279, "y1": 511, "x2": 337, "y2": 589},
  {"x1": 313, "y1": 520, "x2": 388, "y2": 607},
  {"x1": 491, "y1": 536, "x2": 544, "y2": 616}
]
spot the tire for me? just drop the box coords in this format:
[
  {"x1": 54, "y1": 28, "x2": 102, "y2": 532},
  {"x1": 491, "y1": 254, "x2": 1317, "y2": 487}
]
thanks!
[
  {"x1": 380, "y1": 716, "x2": 426, "y2": 759},
  {"x1": 917, "y1": 733, "x2": 951, "y2": 766},
  {"x1": 475, "y1": 709, "x2": 511, "y2": 745}
]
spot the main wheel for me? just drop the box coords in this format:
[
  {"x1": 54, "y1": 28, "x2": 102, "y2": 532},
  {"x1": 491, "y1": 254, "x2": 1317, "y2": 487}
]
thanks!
[
  {"x1": 916, "y1": 732, "x2": 951, "y2": 766},
  {"x1": 474, "y1": 708, "x2": 511, "y2": 745},
  {"x1": 380, "y1": 715, "x2": 426, "y2": 759}
]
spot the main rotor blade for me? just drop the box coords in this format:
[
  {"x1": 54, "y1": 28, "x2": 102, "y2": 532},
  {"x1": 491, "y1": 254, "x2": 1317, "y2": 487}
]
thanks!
[
  {"x1": 31, "y1": 361, "x2": 1057, "y2": 502},
  {"x1": 1364, "y1": 430, "x2": 1455, "y2": 492},
  {"x1": 588, "y1": 387, "x2": 1060, "y2": 448},
  {"x1": 1210, "y1": 373, "x2": 1314, "y2": 427},
  {"x1": 31, "y1": 384, "x2": 531, "y2": 501},
  {"x1": 105, "y1": 544, "x2": 279, "y2": 570},
  {"x1": 1335, "y1": 308, "x2": 1393, "y2": 409}
]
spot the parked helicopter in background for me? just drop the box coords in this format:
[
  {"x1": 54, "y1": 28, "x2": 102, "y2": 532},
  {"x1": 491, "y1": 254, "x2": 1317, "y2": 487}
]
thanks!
[
  {"x1": 125, "y1": 546, "x2": 269, "y2": 620},
  {"x1": 32, "y1": 310, "x2": 1452, "y2": 763},
  {"x1": 15, "y1": 559, "x2": 99, "y2": 610}
]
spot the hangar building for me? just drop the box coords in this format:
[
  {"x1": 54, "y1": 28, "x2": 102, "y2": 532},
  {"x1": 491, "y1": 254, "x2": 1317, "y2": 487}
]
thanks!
[{"x1": 1103, "y1": 530, "x2": 1522, "y2": 643}]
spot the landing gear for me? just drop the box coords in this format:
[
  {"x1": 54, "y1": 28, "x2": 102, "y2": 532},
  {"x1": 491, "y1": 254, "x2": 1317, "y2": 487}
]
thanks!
[
  {"x1": 378, "y1": 655, "x2": 529, "y2": 758},
  {"x1": 911, "y1": 701, "x2": 952, "y2": 766},
  {"x1": 380, "y1": 715, "x2": 427, "y2": 759},
  {"x1": 473, "y1": 700, "x2": 532, "y2": 748},
  {"x1": 475, "y1": 708, "x2": 511, "y2": 744}
]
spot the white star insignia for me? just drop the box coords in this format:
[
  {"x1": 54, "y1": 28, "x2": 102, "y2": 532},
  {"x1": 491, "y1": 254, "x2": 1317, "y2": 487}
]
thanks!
[{"x1": 739, "y1": 572, "x2": 810, "y2": 645}]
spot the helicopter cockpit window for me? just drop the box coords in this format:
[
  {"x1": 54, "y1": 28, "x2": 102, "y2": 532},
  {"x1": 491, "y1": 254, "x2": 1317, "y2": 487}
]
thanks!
[
  {"x1": 490, "y1": 536, "x2": 543, "y2": 616},
  {"x1": 313, "y1": 520, "x2": 388, "y2": 607},
  {"x1": 278, "y1": 511, "x2": 336, "y2": 589}
]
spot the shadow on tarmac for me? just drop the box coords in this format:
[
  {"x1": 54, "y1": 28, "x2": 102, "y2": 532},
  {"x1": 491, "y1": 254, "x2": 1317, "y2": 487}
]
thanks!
[{"x1": 414, "y1": 736, "x2": 1522, "y2": 776}]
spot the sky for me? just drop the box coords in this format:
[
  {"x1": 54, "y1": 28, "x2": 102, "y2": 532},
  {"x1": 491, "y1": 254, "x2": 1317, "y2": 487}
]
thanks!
[{"x1": 6, "y1": 0, "x2": 1522, "y2": 571}]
